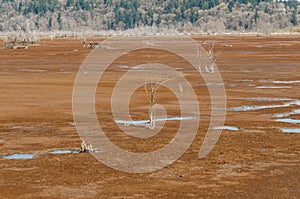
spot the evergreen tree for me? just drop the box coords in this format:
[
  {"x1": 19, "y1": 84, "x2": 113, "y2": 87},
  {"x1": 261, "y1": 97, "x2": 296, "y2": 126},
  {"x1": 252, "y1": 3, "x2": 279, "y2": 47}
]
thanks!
[
  {"x1": 48, "y1": 17, "x2": 53, "y2": 29},
  {"x1": 57, "y1": 12, "x2": 62, "y2": 30},
  {"x1": 66, "y1": 0, "x2": 74, "y2": 7},
  {"x1": 156, "y1": 15, "x2": 162, "y2": 25},
  {"x1": 253, "y1": 9, "x2": 259, "y2": 22},
  {"x1": 228, "y1": 1, "x2": 235, "y2": 12},
  {"x1": 291, "y1": 9, "x2": 297, "y2": 25}
]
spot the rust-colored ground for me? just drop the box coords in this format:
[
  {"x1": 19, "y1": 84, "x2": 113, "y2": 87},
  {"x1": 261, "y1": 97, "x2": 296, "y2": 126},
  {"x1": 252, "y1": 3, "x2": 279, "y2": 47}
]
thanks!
[{"x1": 0, "y1": 36, "x2": 299, "y2": 198}]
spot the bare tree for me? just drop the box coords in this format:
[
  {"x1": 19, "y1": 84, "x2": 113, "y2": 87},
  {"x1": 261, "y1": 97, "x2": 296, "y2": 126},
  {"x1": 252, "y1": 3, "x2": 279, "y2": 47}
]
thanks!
[
  {"x1": 144, "y1": 74, "x2": 182, "y2": 129},
  {"x1": 203, "y1": 40, "x2": 219, "y2": 73}
]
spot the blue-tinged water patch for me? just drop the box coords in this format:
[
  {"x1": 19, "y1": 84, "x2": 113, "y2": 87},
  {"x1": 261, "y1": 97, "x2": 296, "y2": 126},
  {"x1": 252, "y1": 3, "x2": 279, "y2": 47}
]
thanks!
[
  {"x1": 280, "y1": 128, "x2": 300, "y2": 133},
  {"x1": 213, "y1": 126, "x2": 240, "y2": 131},
  {"x1": 276, "y1": 118, "x2": 300, "y2": 124},
  {"x1": 229, "y1": 99, "x2": 300, "y2": 112},
  {"x1": 115, "y1": 116, "x2": 199, "y2": 126},
  {"x1": 273, "y1": 109, "x2": 300, "y2": 118},
  {"x1": 235, "y1": 97, "x2": 293, "y2": 102},
  {"x1": 3, "y1": 153, "x2": 35, "y2": 159},
  {"x1": 229, "y1": 104, "x2": 288, "y2": 112},
  {"x1": 49, "y1": 149, "x2": 79, "y2": 154}
]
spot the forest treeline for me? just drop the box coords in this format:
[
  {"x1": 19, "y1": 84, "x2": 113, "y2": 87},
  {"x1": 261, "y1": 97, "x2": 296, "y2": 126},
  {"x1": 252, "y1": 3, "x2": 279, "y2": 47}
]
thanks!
[{"x1": 0, "y1": 0, "x2": 299, "y2": 33}]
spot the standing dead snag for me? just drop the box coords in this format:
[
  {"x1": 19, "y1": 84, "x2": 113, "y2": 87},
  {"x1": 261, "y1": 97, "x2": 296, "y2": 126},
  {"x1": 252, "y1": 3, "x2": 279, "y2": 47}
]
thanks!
[
  {"x1": 197, "y1": 44, "x2": 202, "y2": 73},
  {"x1": 203, "y1": 40, "x2": 219, "y2": 73},
  {"x1": 145, "y1": 74, "x2": 182, "y2": 129},
  {"x1": 147, "y1": 80, "x2": 159, "y2": 129}
]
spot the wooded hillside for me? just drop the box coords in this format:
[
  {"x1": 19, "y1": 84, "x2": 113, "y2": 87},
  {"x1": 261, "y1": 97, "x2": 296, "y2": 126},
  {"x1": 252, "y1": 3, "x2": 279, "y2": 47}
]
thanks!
[{"x1": 0, "y1": 0, "x2": 299, "y2": 33}]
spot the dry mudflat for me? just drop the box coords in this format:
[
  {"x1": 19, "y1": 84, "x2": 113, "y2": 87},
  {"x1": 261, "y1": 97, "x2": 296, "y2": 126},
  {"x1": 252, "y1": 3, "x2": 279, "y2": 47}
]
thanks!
[{"x1": 0, "y1": 36, "x2": 299, "y2": 198}]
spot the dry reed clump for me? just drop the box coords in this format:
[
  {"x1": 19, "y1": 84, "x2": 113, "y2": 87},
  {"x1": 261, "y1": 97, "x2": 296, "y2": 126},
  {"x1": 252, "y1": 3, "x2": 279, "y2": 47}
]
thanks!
[{"x1": 2, "y1": 32, "x2": 38, "y2": 49}]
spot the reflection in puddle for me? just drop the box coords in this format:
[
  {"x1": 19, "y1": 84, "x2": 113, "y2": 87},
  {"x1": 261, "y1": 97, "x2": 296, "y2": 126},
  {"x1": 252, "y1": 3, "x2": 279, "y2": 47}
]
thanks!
[
  {"x1": 49, "y1": 149, "x2": 79, "y2": 154},
  {"x1": 0, "y1": 139, "x2": 3, "y2": 143},
  {"x1": 213, "y1": 126, "x2": 240, "y2": 131},
  {"x1": 280, "y1": 128, "x2": 300, "y2": 133},
  {"x1": 3, "y1": 154, "x2": 36, "y2": 159},
  {"x1": 276, "y1": 118, "x2": 300, "y2": 124}
]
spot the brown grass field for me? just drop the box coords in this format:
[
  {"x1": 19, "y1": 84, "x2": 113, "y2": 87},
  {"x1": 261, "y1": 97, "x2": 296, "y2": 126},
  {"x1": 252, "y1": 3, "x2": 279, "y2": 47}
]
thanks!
[{"x1": 0, "y1": 36, "x2": 299, "y2": 198}]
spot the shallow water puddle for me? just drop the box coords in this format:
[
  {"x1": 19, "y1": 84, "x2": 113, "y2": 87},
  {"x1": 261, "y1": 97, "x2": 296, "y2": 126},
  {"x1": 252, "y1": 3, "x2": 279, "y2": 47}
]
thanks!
[
  {"x1": 49, "y1": 149, "x2": 79, "y2": 154},
  {"x1": 272, "y1": 80, "x2": 300, "y2": 84},
  {"x1": 0, "y1": 139, "x2": 4, "y2": 143},
  {"x1": 213, "y1": 126, "x2": 240, "y2": 131},
  {"x1": 11, "y1": 125, "x2": 35, "y2": 129},
  {"x1": 234, "y1": 79, "x2": 254, "y2": 82},
  {"x1": 0, "y1": 72, "x2": 14, "y2": 75},
  {"x1": 276, "y1": 118, "x2": 300, "y2": 124},
  {"x1": 229, "y1": 99, "x2": 300, "y2": 112},
  {"x1": 132, "y1": 65, "x2": 145, "y2": 70},
  {"x1": 2, "y1": 149, "x2": 100, "y2": 159},
  {"x1": 256, "y1": 86, "x2": 292, "y2": 89},
  {"x1": 118, "y1": 65, "x2": 129, "y2": 69},
  {"x1": 235, "y1": 97, "x2": 293, "y2": 102},
  {"x1": 3, "y1": 154, "x2": 36, "y2": 159},
  {"x1": 49, "y1": 149, "x2": 101, "y2": 155},
  {"x1": 285, "y1": 100, "x2": 300, "y2": 106},
  {"x1": 273, "y1": 109, "x2": 300, "y2": 118},
  {"x1": 229, "y1": 104, "x2": 288, "y2": 112},
  {"x1": 280, "y1": 128, "x2": 300, "y2": 133},
  {"x1": 259, "y1": 79, "x2": 300, "y2": 84},
  {"x1": 115, "y1": 116, "x2": 199, "y2": 126},
  {"x1": 20, "y1": 69, "x2": 47, "y2": 72}
]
